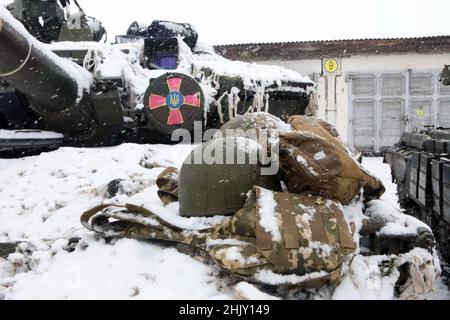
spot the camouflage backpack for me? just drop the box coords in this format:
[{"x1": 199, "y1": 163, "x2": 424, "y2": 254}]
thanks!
[
  {"x1": 81, "y1": 184, "x2": 357, "y2": 287},
  {"x1": 278, "y1": 116, "x2": 386, "y2": 205}
]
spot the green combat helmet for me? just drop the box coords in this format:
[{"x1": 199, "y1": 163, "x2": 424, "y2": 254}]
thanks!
[{"x1": 178, "y1": 137, "x2": 281, "y2": 217}]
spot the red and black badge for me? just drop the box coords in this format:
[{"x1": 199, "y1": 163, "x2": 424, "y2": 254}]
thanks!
[{"x1": 144, "y1": 73, "x2": 204, "y2": 135}]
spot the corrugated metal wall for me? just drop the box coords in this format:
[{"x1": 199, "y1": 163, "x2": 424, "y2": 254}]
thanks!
[{"x1": 349, "y1": 72, "x2": 450, "y2": 152}]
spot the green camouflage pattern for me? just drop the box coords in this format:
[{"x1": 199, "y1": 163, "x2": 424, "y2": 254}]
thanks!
[{"x1": 81, "y1": 186, "x2": 356, "y2": 287}]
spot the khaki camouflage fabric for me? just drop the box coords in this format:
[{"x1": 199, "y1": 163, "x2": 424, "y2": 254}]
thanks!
[
  {"x1": 156, "y1": 167, "x2": 179, "y2": 205},
  {"x1": 278, "y1": 116, "x2": 385, "y2": 205},
  {"x1": 80, "y1": 115, "x2": 391, "y2": 288},
  {"x1": 288, "y1": 115, "x2": 341, "y2": 140},
  {"x1": 81, "y1": 186, "x2": 357, "y2": 287}
]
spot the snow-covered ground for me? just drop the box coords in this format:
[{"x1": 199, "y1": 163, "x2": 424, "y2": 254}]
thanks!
[{"x1": 0, "y1": 145, "x2": 449, "y2": 300}]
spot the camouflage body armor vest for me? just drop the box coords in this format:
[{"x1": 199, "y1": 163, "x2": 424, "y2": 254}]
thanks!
[{"x1": 81, "y1": 183, "x2": 357, "y2": 287}]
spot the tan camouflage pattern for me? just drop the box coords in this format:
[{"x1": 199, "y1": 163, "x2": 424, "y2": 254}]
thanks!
[
  {"x1": 278, "y1": 116, "x2": 386, "y2": 204},
  {"x1": 156, "y1": 167, "x2": 179, "y2": 205},
  {"x1": 81, "y1": 187, "x2": 356, "y2": 287},
  {"x1": 216, "y1": 112, "x2": 290, "y2": 137},
  {"x1": 288, "y1": 115, "x2": 341, "y2": 140}
]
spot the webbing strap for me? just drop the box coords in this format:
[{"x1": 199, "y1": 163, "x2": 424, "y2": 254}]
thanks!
[
  {"x1": 256, "y1": 219, "x2": 273, "y2": 251},
  {"x1": 277, "y1": 193, "x2": 300, "y2": 249},
  {"x1": 80, "y1": 203, "x2": 180, "y2": 231},
  {"x1": 309, "y1": 209, "x2": 331, "y2": 244},
  {"x1": 255, "y1": 189, "x2": 273, "y2": 251},
  {"x1": 334, "y1": 210, "x2": 357, "y2": 249}
]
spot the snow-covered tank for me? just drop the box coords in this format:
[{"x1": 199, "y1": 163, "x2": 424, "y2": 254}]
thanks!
[
  {"x1": 0, "y1": 1, "x2": 315, "y2": 151},
  {"x1": 384, "y1": 128, "x2": 450, "y2": 261}
]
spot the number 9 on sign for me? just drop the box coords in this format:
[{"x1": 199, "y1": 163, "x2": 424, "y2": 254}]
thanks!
[{"x1": 324, "y1": 59, "x2": 338, "y2": 73}]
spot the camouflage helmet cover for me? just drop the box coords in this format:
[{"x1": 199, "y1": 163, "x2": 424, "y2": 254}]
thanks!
[{"x1": 215, "y1": 112, "x2": 292, "y2": 141}]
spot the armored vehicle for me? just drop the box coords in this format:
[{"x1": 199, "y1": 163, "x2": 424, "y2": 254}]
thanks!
[
  {"x1": 384, "y1": 127, "x2": 450, "y2": 260},
  {"x1": 0, "y1": 0, "x2": 315, "y2": 154}
]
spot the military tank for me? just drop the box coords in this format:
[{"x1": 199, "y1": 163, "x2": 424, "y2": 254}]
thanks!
[
  {"x1": 384, "y1": 124, "x2": 450, "y2": 260},
  {"x1": 0, "y1": 0, "x2": 106, "y2": 153},
  {"x1": 0, "y1": 0, "x2": 315, "y2": 154}
]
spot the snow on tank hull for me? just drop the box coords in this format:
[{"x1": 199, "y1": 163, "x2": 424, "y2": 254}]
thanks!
[{"x1": 0, "y1": 5, "x2": 315, "y2": 154}]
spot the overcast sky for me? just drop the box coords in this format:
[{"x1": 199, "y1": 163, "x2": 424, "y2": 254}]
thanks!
[{"x1": 1, "y1": 0, "x2": 449, "y2": 45}]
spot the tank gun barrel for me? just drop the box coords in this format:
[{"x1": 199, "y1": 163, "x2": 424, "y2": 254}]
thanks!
[
  {"x1": 0, "y1": 16, "x2": 80, "y2": 111},
  {"x1": 0, "y1": 11, "x2": 108, "y2": 144}
]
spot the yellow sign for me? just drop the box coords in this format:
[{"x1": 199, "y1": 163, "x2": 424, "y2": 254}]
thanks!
[
  {"x1": 416, "y1": 109, "x2": 424, "y2": 117},
  {"x1": 324, "y1": 59, "x2": 339, "y2": 73}
]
